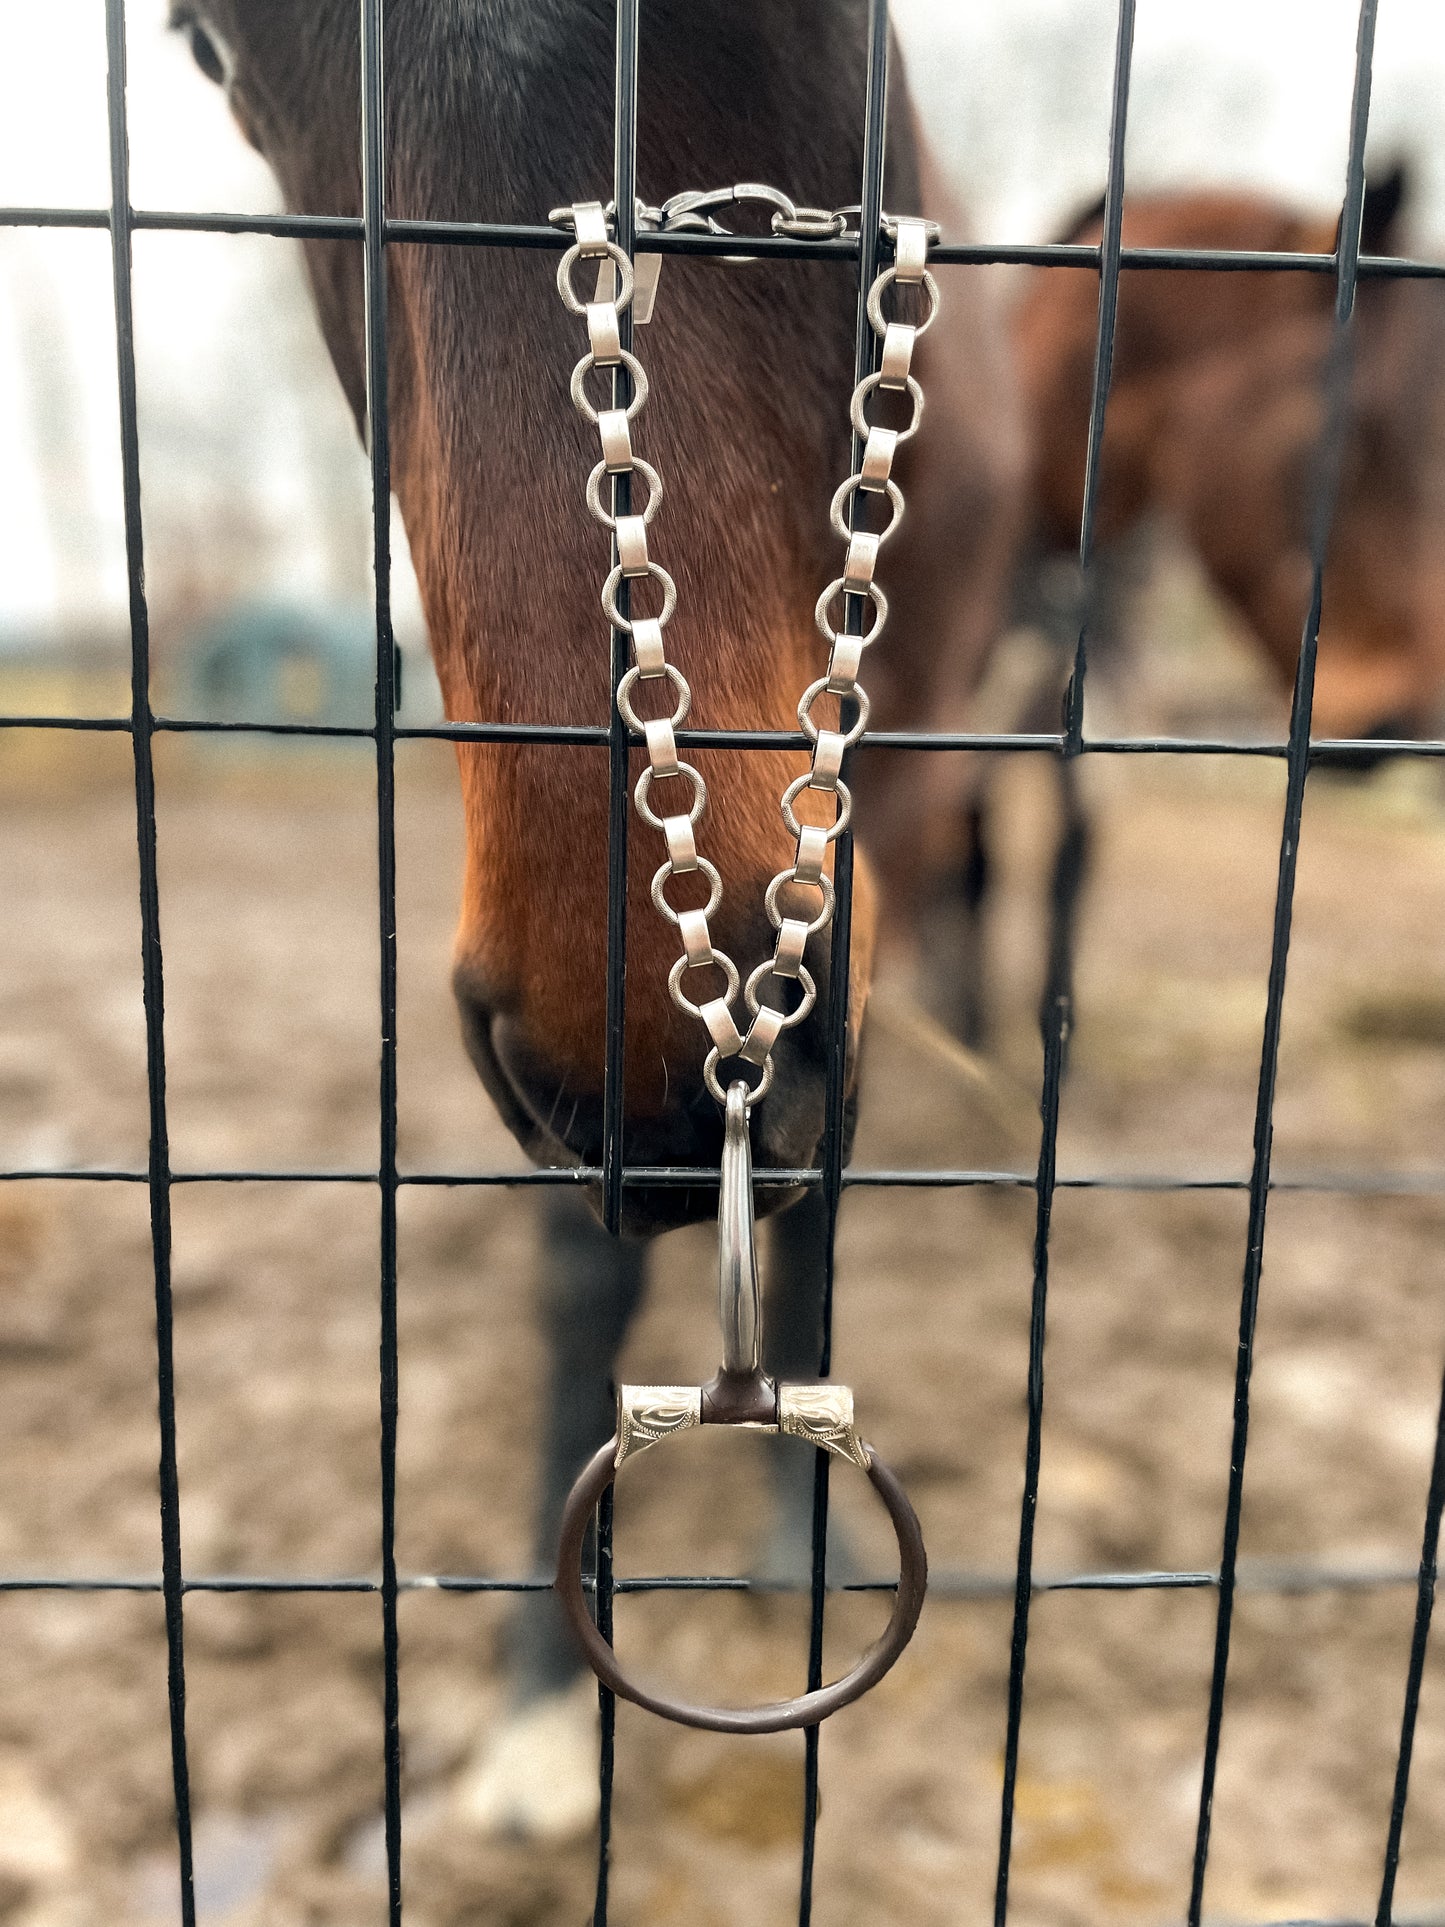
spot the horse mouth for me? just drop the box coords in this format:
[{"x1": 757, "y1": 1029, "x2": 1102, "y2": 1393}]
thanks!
[{"x1": 453, "y1": 970, "x2": 854, "y2": 1233}]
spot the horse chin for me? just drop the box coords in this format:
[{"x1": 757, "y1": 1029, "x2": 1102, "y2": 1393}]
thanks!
[{"x1": 451, "y1": 965, "x2": 856, "y2": 1237}]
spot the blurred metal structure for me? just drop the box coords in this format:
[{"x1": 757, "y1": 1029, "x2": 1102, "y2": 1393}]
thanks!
[{"x1": 2, "y1": 0, "x2": 1444, "y2": 1923}]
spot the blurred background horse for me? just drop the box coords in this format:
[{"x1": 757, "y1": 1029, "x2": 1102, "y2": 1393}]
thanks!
[
  {"x1": 917, "y1": 170, "x2": 1445, "y2": 1051},
  {"x1": 1018, "y1": 168, "x2": 1445, "y2": 747}
]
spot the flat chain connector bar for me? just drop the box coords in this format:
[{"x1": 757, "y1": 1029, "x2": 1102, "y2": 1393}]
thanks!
[
  {"x1": 555, "y1": 1084, "x2": 928, "y2": 1734},
  {"x1": 555, "y1": 197, "x2": 939, "y2": 1108}
]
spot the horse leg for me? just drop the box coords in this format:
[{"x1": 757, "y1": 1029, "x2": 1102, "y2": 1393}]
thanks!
[
  {"x1": 1018, "y1": 551, "x2": 1095, "y2": 1065},
  {"x1": 1041, "y1": 749, "x2": 1091, "y2": 1063},
  {"x1": 755, "y1": 1184, "x2": 860, "y2": 1585},
  {"x1": 457, "y1": 1191, "x2": 647, "y2": 1840},
  {"x1": 957, "y1": 793, "x2": 994, "y2": 1048},
  {"x1": 508, "y1": 1189, "x2": 649, "y2": 1698},
  {"x1": 915, "y1": 788, "x2": 995, "y2": 1049}
]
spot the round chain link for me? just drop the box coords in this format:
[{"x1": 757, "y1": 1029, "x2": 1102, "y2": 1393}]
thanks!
[
  {"x1": 587, "y1": 457, "x2": 663, "y2": 528},
  {"x1": 556, "y1": 196, "x2": 935, "y2": 1102}
]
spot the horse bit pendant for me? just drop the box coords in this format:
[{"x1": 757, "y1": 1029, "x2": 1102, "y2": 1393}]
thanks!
[
  {"x1": 552, "y1": 192, "x2": 936, "y2": 1730},
  {"x1": 555, "y1": 1083, "x2": 927, "y2": 1733}
]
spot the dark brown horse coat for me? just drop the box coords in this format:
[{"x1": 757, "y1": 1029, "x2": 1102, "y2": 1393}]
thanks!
[
  {"x1": 1016, "y1": 180, "x2": 1445, "y2": 741},
  {"x1": 171, "y1": 0, "x2": 1023, "y2": 1216}
]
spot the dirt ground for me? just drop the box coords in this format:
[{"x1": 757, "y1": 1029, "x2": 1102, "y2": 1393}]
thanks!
[{"x1": 3, "y1": 619, "x2": 1445, "y2": 1926}]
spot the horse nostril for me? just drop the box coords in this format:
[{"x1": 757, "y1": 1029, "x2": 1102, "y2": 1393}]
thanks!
[
  {"x1": 450, "y1": 968, "x2": 562, "y2": 1163},
  {"x1": 450, "y1": 948, "x2": 851, "y2": 1222}
]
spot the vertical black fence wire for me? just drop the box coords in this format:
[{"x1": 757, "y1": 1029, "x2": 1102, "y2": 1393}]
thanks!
[
  {"x1": 1378, "y1": 1361, "x2": 1445, "y2": 1925},
  {"x1": 797, "y1": 5, "x2": 892, "y2": 1916},
  {"x1": 1187, "y1": 8, "x2": 1379, "y2": 1922},
  {"x1": 592, "y1": 1479, "x2": 617, "y2": 1926},
  {"x1": 592, "y1": 7, "x2": 639, "y2": 1919},
  {"x1": 992, "y1": 6, "x2": 1135, "y2": 1923},
  {"x1": 102, "y1": 5, "x2": 196, "y2": 1923},
  {"x1": 6, "y1": 1, "x2": 1445, "y2": 1922},
  {"x1": 357, "y1": 0, "x2": 405, "y2": 1917},
  {"x1": 601, "y1": 0, "x2": 639, "y2": 1240}
]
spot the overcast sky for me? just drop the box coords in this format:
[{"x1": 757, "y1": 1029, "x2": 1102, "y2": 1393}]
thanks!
[{"x1": 3, "y1": 0, "x2": 1445, "y2": 637}]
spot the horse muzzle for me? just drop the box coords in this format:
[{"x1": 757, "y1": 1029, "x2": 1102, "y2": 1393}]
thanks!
[{"x1": 452, "y1": 960, "x2": 857, "y2": 1234}]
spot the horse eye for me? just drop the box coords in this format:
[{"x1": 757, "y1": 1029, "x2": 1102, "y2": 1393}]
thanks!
[{"x1": 187, "y1": 21, "x2": 226, "y2": 85}]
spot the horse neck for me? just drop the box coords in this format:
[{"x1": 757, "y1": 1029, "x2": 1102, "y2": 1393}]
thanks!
[{"x1": 378, "y1": 0, "x2": 893, "y2": 732}]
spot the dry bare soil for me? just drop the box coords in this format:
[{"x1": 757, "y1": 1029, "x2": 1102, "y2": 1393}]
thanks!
[{"x1": 2, "y1": 698, "x2": 1445, "y2": 1926}]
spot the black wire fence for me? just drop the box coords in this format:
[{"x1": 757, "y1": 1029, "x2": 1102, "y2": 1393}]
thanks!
[{"x1": 2, "y1": 0, "x2": 1443, "y2": 1922}]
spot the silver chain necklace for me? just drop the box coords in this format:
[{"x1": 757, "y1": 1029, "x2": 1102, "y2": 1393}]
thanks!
[
  {"x1": 555, "y1": 192, "x2": 939, "y2": 1105},
  {"x1": 551, "y1": 192, "x2": 935, "y2": 1733}
]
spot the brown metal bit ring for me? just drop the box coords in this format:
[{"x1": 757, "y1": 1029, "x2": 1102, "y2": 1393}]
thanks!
[{"x1": 554, "y1": 1433, "x2": 927, "y2": 1735}]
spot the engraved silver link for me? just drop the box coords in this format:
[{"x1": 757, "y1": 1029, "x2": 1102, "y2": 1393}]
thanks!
[
  {"x1": 587, "y1": 458, "x2": 663, "y2": 528},
  {"x1": 878, "y1": 319, "x2": 916, "y2": 389},
  {"x1": 598, "y1": 408, "x2": 635, "y2": 472},
  {"x1": 738, "y1": 953, "x2": 820, "y2": 1063},
  {"x1": 809, "y1": 730, "x2": 847, "y2": 791},
  {"x1": 602, "y1": 562, "x2": 676, "y2": 632},
  {"x1": 765, "y1": 869, "x2": 835, "y2": 933},
  {"x1": 843, "y1": 528, "x2": 880, "y2": 591},
  {"x1": 816, "y1": 577, "x2": 888, "y2": 648},
  {"x1": 830, "y1": 474, "x2": 904, "y2": 544},
  {"x1": 773, "y1": 917, "x2": 810, "y2": 977},
  {"x1": 773, "y1": 204, "x2": 847, "y2": 240},
  {"x1": 798, "y1": 677, "x2": 870, "y2": 746},
  {"x1": 670, "y1": 953, "x2": 742, "y2": 1020},
  {"x1": 889, "y1": 216, "x2": 932, "y2": 280},
  {"x1": 745, "y1": 958, "x2": 818, "y2": 1026},
  {"x1": 616, "y1": 662, "x2": 689, "y2": 732},
  {"x1": 780, "y1": 772, "x2": 852, "y2": 842},
  {"x1": 632, "y1": 618, "x2": 666, "y2": 677},
  {"x1": 739, "y1": 1004, "x2": 785, "y2": 1066},
  {"x1": 826, "y1": 634, "x2": 864, "y2": 693},
  {"x1": 850, "y1": 370, "x2": 924, "y2": 443},
  {"x1": 859, "y1": 424, "x2": 898, "y2": 491},
  {"x1": 645, "y1": 716, "x2": 679, "y2": 776},
  {"x1": 616, "y1": 514, "x2": 650, "y2": 575},
  {"x1": 587, "y1": 301, "x2": 623, "y2": 365},
  {"x1": 678, "y1": 907, "x2": 714, "y2": 966},
  {"x1": 663, "y1": 814, "x2": 698, "y2": 872},
  {"x1": 635, "y1": 762, "x2": 704, "y2": 829},
  {"x1": 652, "y1": 856, "x2": 723, "y2": 924},
  {"x1": 792, "y1": 823, "x2": 830, "y2": 883},
  {"x1": 572, "y1": 351, "x2": 648, "y2": 424},
  {"x1": 556, "y1": 199, "x2": 935, "y2": 1102},
  {"x1": 558, "y1": 239, "x2": 634, "y2": 314},
  {"x1": 569, "y1": 201, "x2": 612, "y2": 252},
  {"x1": 704, "y1": 1046, "x2": 771, "y2": 1107},
  {"x1": 865, "y1": 263, "x2": 940, "y2": 335}
]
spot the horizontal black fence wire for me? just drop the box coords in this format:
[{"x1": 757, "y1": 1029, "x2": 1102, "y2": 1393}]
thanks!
[
  {"x1": 0, "y1": 1554, "x2": 1428, "y2": 1599},
  {"x1": 7, "y1": 196, "x2": 1445, "y2": 279},
  {"x1": 8, "y1": 712, "x2": 1445, "y2": 760},
  {"x1": 5, "y1": 1164, "x2": 1445, "y2": 1192},
  {"x1": 3, "y1": 0, "x2": 1442, "y2": 1921}
]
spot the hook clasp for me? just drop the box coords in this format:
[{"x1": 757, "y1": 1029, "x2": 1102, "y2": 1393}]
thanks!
[{"x1": 717, "y1": 1079, "x2": 761, "y2": 1377}]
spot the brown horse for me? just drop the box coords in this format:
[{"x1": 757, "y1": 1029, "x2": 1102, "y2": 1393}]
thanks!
[
  {"x1": 171, "y1": 0, "x2": 1022, "y2": 1832},
  {"x1": 1016, "y1": 172, "x2": 1445, "y2": 743},
  {"x1": 896, "y1": 175, "x2": 1445, "y2": 1060}
]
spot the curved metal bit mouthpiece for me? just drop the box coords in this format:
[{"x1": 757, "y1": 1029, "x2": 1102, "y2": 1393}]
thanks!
[{"x1": 718, "y1": 1081, "x2": 761, "y2": 1375}]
